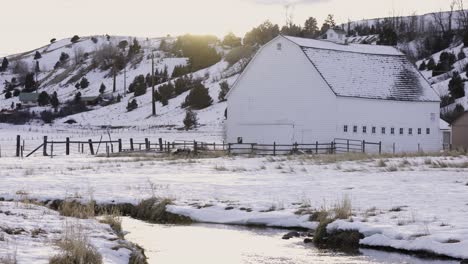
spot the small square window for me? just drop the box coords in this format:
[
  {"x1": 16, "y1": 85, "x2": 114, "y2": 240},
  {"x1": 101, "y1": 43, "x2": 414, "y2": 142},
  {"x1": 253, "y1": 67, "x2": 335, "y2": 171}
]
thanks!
[
  {"x1": 399, "y1": 128, "x2": 404, "y2": 135},
  {"x1": 381, "y1": 127, "x2": 386, "y2": 134},
  {"x1": 344, "y1": 125, "x2": 348, "y2": 132},
  {"x1": 362, "y1": 126, "x2": 367, "y2": 133},
  {"x1": 418, "y1": 128, "x2": 422, "y2": 135},
  {"x1": 391, "y1": 128, "x2": 395, "y2": 135},
  {"x1": 372, "y1": 127, "x2": 376, "y2": 134},
  {"x1": 426, "y1": 128, "x2": 430, "y2": 135},
  {"x1": 409, "y1": 128, "x2": 413, "y2": 135},
  {"x1": 277, "y1": 43, "x2": 282, "y2": 50},
  {"x1": 353, "y1": 126, "x2": 357, "y2": 133}
]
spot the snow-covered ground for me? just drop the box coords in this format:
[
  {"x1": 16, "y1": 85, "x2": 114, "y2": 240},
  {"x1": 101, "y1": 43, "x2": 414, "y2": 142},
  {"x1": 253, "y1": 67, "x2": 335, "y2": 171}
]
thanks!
[
  {"x1": 0, "y1": 201, "x2": 132, "y2": 264},
  {"x1": 0, "y1": 153, "x2": 467, "y2": 260}
]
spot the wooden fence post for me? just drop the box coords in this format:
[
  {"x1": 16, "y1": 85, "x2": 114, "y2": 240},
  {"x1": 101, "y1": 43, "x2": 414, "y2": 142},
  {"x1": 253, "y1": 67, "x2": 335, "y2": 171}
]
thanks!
[
  {"x1": 66, "y1": 137, "x2": 70, "y2": 155},
  {"x1": 88, "y1": 139, "x2": 95, "y2": 155},
  {"x1": 145, "y1": 138, "x2": 149, "y2": 150},
  {"x1": 130, "y1": 138, "x2": 134, "y2": 151},
  {"x1": 16, "y1": 135, "x2": 20, "y2": 157},
  {"x1": 50, "y1": 141, "x2": 54, "y2": 158},
  {"x1": 118, "y1": 139, "x2": 122, "y2": 152},
  {"x1": 228, "y1": 143, "x2": 231, "y2": 155},
  {"x1": 316, "y1": 141, "x2": 318, "y2": 154},
  {"x1": 347, "y1": 139, "x2": 350, "y2": 153},
  {"x1": 379, "y1": 141, "x2": 382, "y2": 155},
  {"x1": 43, "y1": 136, "x2": 48, "y2": 156},
  {"x1": 362, "y1": 140, "x2": 366, "y2": 153},
  {"x1": 273, "y1": 142, "x2": 276, "y2": 156},
  {"x1": 106, "y1": 145, "x2": 110, "y2": 158},
  {"x1": 251, "y1": 143, "x2": 254, "y2": 155},
  {"x1": 159, "y1": 138, "x2": 163, "y2": 151},
  {"x1": 194, "y1": 141, "x2": 198, "y2": 154}
]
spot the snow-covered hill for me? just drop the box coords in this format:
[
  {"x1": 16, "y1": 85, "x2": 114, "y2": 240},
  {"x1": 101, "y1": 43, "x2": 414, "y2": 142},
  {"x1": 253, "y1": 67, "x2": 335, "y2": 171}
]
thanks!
[{"x1": 0, "y1": 35, "x2": 240, "y2": 133}]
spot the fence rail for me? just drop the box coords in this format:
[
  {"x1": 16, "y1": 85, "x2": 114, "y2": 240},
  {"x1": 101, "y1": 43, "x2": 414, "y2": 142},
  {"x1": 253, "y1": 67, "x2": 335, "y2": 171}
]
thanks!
[{"x1": 8, "y1": 134, "x2": 384, "y2": 158}]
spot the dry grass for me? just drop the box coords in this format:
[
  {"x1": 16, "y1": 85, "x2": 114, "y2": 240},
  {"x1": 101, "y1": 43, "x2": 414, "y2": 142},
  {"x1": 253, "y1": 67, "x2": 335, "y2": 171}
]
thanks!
[
  {"x1": 49, "y1": 223, "x2": 102, "y2": 264},
  {"x1": 59, "y1": 200, "x2": 95, "y2": 219},
  {"x1": 132, "y1": 198, "x2": 192, "y2": 224},
  {"x1": 213, "y1": 165, "x2": 228, "y2": 171},
  {"x1": 99, "y1": 208, "x2": 123, "y2": 238},
  {"x1": 333, "y1": 195, "x2": 353, "y2": 220}
]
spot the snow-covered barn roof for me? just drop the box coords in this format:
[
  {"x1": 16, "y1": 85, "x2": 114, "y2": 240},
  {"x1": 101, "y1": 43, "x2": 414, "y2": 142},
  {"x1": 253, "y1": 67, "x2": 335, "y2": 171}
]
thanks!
[{"x1": 284, "y1": 36, "x2": 440, "y2": 102}]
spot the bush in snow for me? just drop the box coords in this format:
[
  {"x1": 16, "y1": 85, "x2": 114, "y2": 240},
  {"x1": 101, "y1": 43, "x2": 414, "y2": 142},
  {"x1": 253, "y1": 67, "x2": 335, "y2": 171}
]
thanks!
[
  {"x1": 70, "y1": 35, "x2": 80, "y2": 43},
  {"x1": 50, "y1": 91, "x2": 60, "y2": 111},
  {"x1": 174, "y1": 75, "x2": 201, "y2": 96},
  {"x1": 80, "y1": 77, "x2": 90, "y2": 89},
  {"x1": 4, "y1": 91, "x2": 12, "y2": 99},
  {"x1": 128, "y1": 75, "x2": 146, "y2": 96},
  {"x1": 181, "y1": 83, "x2": 213, "y2": 109},
  {"x1": 60, "y1": 52, "x2": 70, "y2": 63},
  {"x1": 126, "y1": 99, "x2": 138, "y2": 112},
  {"x1": 13, "y1": 89, "x2": 20, "y2": 97},
  {"x1": 24, "y1": 73, "x2": 37, "y2": 92},
  {"x1": 91, "y1": 36, "x2": 98, "y2": 44},
  {"x1": 50, "y1": 38, "x2": 56, "y2": 43},
  {"x1": 38, "y1": 91, "x2": 50, "y2": 106},
  {"x1": 433, "y1": 52, "x2": 456, "y2": 77},
  {"x1": 448, "y1": 72, "x2": 465, "y2": 99},
  {"x1": 99, "y1": 83, "x2": 106, "y2": 94},
  {"x1": 218, "y1": 81, "x2": 230, "y2": 102},
  {"x1": 118, "y1": 40, "x2": 128, "y2": 51},
  {"x1": 183, "y1": 109, "x2": 198, "y2": 130},
  {"x1": 12, "y1": 60, "x2": 29, "y2": 76},
  {"x1": 40, "y1": 110, "x2": 54, "y2": 123},
  {"x1": 74, "y1": 92, "x2": 82, "y2": 103},
  {"x1": 34, "y1": 51, "x2": 42, "y2": 60}
]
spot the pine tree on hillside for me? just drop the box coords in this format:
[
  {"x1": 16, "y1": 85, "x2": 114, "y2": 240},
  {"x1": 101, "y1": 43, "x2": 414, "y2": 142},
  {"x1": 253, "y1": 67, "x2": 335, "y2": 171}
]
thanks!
[
  {"x1": 34, "y1": 51, "x2": 42, "y2": 60},
  {"x1": 126, "y1": 99, "x2": 138, "y2": 112},
  {"x1": 419, "y1": 61, "x2": 427, "y2": 71},
  {"x1": 181, "y1": 83, "x2": 213, "y2": 109},
  {"x1": 183, "y1": 109, "x2": 198, "y2": 130},
  {"x1": 50, "y1": 38, "x2": 56, "y2": 44},
  {"x1": 24, "y1": 73, "x2": 36, "y2": 91},
  {"x1": 50, "y1": 91, "x2": 59, "y2": 111},
  {"x1": 128, "y1": 75, "x2": 146, "y2": 96},
  {"x1": 158, "y1": 82, "x2": 174, "y2": 106},
  {"x1": 377, "y1": 26, "x2": 398, "y2": 46},
  {"x1": 448, "y1": 72, "x2": 465, "y2": 99},
  {"x1": 458, "y1": 50, "x2": 466, "y2": 60},
  {"x1": 38, "y1": 91, "x2": 50, "y2": 106},
  {"x1": 80, "y1": 77, "x2": 90, "y2": 89},
  {"x1": 303, "y1": 17, "x2": 319, "y2": 38},
  {"x1": 427, "y1": 58, "x2": 436, "y2": 71},
  {"x1": 35, "y1": 61, "x2": 40, "y2": 73},
  {"x1": 71, "y1": 35, "x2": 80, "y2": 43},
  {"x1": 74, "y1": 92, "x2": 82, "y2": 103},
  {"x1": 99, "y1": 83, "x2": 106, "y2": 94},
  {"x1": 4, "y1": 91, "x2": 12, "y2": 99},
  {"x1": 60, "y1": 52, "x2": 70, "y2": 62},
  {"x1": 0, "y1": 57, "x2": 9, "y2": 72}
]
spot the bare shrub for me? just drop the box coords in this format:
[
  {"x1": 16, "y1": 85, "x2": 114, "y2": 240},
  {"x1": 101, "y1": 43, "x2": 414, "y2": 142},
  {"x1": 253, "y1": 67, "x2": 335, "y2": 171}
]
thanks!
[
  {"x1": 333, "y1": 195, "x2": 352, "y2": 220},
  {"x1": 49, "y1": 223, "x2": 102, "y2": 264},
  {"x1": 59, "y1": 200, "x2": 95, "y2": 219}
]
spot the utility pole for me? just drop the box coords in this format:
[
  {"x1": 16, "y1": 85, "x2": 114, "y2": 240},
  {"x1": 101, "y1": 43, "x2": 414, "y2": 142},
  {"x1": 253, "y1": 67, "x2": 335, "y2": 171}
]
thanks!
[
  {"x1": 151, "y1": 52, "x2": 156, "y2": 116},
  {"x1": 124, "y1": 67, "x2": 127, "y2": 94}
]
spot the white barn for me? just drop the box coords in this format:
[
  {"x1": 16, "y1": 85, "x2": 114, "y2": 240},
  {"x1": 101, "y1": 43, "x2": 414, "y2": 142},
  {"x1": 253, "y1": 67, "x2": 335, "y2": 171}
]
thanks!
[{"x1": 226, "y1": 35, "x2": 442, "y2": 153}]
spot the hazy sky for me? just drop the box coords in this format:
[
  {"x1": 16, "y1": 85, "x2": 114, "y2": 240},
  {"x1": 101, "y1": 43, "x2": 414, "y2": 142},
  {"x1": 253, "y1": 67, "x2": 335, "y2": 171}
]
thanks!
[{"x1": 0, "y1": 0, "x2": 455, "y2": 55}]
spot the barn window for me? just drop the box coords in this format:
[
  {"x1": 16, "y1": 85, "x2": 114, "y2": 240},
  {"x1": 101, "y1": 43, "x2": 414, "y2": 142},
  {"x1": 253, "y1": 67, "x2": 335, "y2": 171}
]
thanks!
[
  {"x1": 408, "y1": 128, "x2": 413, "y2": 135},
  {"x1": 344, "y1": 125, "x2": 348, "y2": 132},
  {"x1": 381, "y1": 127, "x2": 386, "y2": 134},
  {"x1": 391, "y1": 128, "x2": 395, "y2": 135},
  {"x1": 353, "y1": 126, "x2": 357, "y2": 133},
  {"x1": 277, "y1": 43, "x2": 282, "y2": 50},
  {"x1": 426, "y1": 128, "x2": 430, "y2": 135},
  {"x1": 237, "y1": 137, "x2": 243, "y2": 144},
  {"x1": 418, "y1": 128, "x2": 422, "y2": 135},
  {"x1": 399, "y1": 128, "x2": 404, "y2": 135},
  {"x1": 362, "y1": 126, "x2": 367, "y2": 133},
  {"x1": 372, "y1": 127, "x2": 376, "y2": 134}
]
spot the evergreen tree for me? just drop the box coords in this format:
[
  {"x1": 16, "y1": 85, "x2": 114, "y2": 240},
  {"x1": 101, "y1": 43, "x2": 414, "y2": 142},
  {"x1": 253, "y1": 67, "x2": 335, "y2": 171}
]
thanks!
[
  {"x1": 35, "y1": 61, "x2": 40, "y2": 73},
  {"x1": 433, "y1": 52, "x2": 456, "y2": 76},
  {"x1": 24, "y1": 73, "x2": 36, "y2": 91},
  {"x1": 128, "y1": 38, "x2": 141, "y2": 58},
  {"x1": 159, "y1": 39, "x2": 168, "y2": 51},
  {"x1": 13, "y1": 89, "x2": 20, "y2": 97},
  {"x1": 419, "y1": 61, "x2": 427, "y2": 71},
  {"x1": 60, "y1": 52, "x2": 70, "y2": 63},
  {"x1": 448, "y1": 72, "x2": 465, "y2": 99},
  {"x1": 183, "y1": 109, "x2": 198, "y2": 130},
  {"x1": 0, "y1": 57, "x2": 9, "y2": 72},
  {"x1": 50, "y1": 38, "x2": 56, "y2": 44},
  {"x1": 320, "y1": 14, "x2": 336, "y2": 35},
  {"x1": 80, "y1": 77, "x2": 90, "y2": 89},
  {"x1": 38, "y1": 91, "x2": 50, "y2": 106},
  {"x1": 50, "y1": 91, "x2": 59, "y2": 111},
  {"x1": 427, "y1": 58, "x2": 436, "y2": 70},
  {"x1": 458, "y1": 50, "x2": 466, "y2": 60},
  {"x1": 181, "y1": 83, "x2": 213, "y2": 109},
  {"x1": 99, "y1": 83, "x2": 106, "y2": 94},
  {"x1": 158, "y1": 82, "x2": 174, "y2": 106},
  {"x1": 243, "y1": 21, "x2": 280, "y2": 46},
  {"x1": 377, "y1": 26, "x2": 398, "y2": 46},
  {"x1": 74, "y1": 92, "x2": 82, "y2": 103},
  {"x1": 218, "y1": 81, "x2": 230, "y2": 102},
  {"x1": 128, "y1": 75, "x2": 146, "y2": 96},
  {"x1": 34, "y1": 51, "x2": 42, "y2": 60},
  {"x1": 222, "y1": 32, "x2": 242, "y2": 47},
  {"x1": 126, "y1": 99, "x2": 138, "y2": 112},
  {"x1": 4, "y1": 91, "x2": 12, "y2": 99},
  {"x1": 303, "y1": 17, "x2": 319, "y2": 38}
]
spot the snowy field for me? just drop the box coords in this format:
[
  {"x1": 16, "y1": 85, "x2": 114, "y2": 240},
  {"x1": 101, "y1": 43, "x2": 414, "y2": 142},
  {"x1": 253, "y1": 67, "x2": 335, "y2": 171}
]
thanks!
[
  {"x1": 0, "y1": 201, "x2": 132, "y2": 264},
  {"x1": 0, "y1": 151, "x2": 467, "y2": 260}
]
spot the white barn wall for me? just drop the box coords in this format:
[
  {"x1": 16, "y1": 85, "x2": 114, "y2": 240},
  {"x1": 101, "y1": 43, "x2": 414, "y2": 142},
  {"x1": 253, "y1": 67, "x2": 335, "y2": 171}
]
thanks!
[
  {"x1": 336, "y1": 97, "x2": 441, "y2": 153},
  {"x1": 227, "y1": 37, "x2": 337, "y2": 144}
]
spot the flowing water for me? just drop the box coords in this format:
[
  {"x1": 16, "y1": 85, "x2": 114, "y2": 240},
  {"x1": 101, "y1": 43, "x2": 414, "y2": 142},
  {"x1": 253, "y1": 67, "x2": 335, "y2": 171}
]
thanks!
[{"x1": 122, "y1": 217, "x2": 459, "y2": 264}]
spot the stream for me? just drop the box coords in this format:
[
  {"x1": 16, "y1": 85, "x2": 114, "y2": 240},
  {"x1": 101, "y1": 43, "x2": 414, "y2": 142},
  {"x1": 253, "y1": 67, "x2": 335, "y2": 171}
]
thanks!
[{"x1": 122, "y1": 217, "x2": 459, "y2": 264}]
